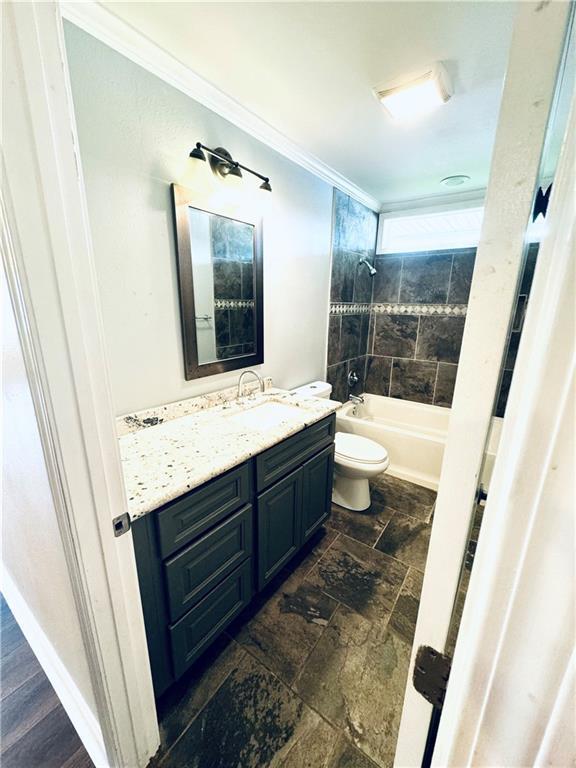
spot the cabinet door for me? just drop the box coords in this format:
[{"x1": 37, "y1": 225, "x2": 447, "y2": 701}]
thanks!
[
  {"x1": 301, "y1": 444, "x2": 334, "y2": 544},
  {"x1": 257, "y1": 468, "x2": 302, "y2": 589}
]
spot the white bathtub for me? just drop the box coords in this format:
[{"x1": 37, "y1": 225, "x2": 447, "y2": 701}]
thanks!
[{"x1": 336, "y1": 394, "x2": 502, "y2": 491}]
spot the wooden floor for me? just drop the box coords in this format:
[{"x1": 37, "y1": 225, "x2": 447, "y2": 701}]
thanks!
[{"x1": 0, "y1": 595, "x2": 93, "y2": 768}]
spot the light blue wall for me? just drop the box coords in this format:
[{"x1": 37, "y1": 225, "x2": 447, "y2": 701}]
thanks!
[{"x1": 64, "y1": 23, "x2": 333, "y2": 415}]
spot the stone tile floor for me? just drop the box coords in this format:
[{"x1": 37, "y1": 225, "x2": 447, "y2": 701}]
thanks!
[{"x1": 155, "y1": 473, "x2": 436, "y2": 768}]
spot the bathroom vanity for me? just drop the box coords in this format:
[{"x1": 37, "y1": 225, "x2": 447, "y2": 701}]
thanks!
[{"x1": 122, "y1": 390, "x2": 337, "y2": 697}]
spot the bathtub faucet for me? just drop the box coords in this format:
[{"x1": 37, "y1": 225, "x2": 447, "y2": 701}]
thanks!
[{"x1": 349, "y1": 394, "x2": 364, "y2": 404}]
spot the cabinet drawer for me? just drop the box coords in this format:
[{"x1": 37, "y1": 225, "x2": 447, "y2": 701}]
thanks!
[
  {"x1": 156, "y1": 462, "x2": 252, "y2": 558},
  {"x1": 169, "y1": 559, "x2": 252, "y2": 678},
  {"x1": 164, "y1": 504, "x2": 253, "y2": 623},
  {"x1": 255, "y1": 415, "x2": 335, "y2": 492}
]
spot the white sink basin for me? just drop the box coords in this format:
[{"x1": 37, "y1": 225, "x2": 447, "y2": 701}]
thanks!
[{"x1": 226, "y1": 401, "x2": 305, "y2": 431}]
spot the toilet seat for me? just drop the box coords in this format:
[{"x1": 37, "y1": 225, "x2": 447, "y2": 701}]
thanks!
[{"x1": 335, "y1": 432, "x2": 388, "y2": 465}]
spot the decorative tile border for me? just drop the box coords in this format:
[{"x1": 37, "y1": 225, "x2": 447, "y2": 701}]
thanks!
[
  {"x1": 214, "y1": 299, "x2": 255, "y2": 309},
  {"x1": 329, "y1": 302, "x2": 467, "y2": 317},
  {"x1": 330, "y1": 303, "x2": 371, "y2": 315},
  {"x1": 372, "y1": 303, "x2": 467, "y2": 316}
]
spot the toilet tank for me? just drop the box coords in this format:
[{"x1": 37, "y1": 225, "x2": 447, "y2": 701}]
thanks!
[{"x1": 290, "y1": 381, "x2": 332, "y2": 399}]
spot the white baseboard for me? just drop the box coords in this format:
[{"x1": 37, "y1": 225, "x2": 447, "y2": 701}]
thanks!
[{"x1": 1, "y1": 568, "x2": 109, "y2": 768}]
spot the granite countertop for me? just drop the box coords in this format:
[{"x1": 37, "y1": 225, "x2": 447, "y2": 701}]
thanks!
[{"x1": 118, "y1": 388, "x2": 341, "y2": 519}]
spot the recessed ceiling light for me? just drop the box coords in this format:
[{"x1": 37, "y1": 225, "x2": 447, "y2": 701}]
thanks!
[
  {"x1": 440, "y1": 175, "x2": 471, "y2": 187},
  {"x1": 375, "y1": 63, "x2": 452, "y2": 122}
]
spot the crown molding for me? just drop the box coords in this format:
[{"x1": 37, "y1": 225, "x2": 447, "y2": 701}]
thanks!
[
  {"x1": 380, "y1": 187, "x2": 486, "y2": 215},
  {"x1": 59, "y1": 1, "x2": 381, "y2": 212}
]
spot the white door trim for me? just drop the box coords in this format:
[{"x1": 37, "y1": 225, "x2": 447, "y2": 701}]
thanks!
[
  {"x1": 433, "y1": 103, "x2": 575, "y2": 767},
  {"x1": 3, "y1": 2, "x2": 159, "y2": 765},
  {"x1": 59, "y1": 0, "x2": 380, "y2": 213},
  {"x1": 394, "y1": 3, "x2": 571, "y2": 765}
]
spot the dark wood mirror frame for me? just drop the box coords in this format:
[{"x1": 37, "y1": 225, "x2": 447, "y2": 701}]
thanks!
[{"x1": 171, "y1": 183, "x2": 264, "y2": 381}]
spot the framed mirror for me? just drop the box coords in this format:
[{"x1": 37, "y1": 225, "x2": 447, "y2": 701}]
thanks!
[{"x1": 171, "y1": 184, "x2": 264, "y2": 380}]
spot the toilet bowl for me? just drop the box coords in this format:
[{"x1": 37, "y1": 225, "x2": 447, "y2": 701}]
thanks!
[
  {"x1": 289, "y1": 381, "x2": 390, "y2": 511},
  {"x1": 332, "y1": 432, "x2": 389, "y2": 511}
]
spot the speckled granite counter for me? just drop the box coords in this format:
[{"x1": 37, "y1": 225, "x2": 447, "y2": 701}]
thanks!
[{"x1": 118, "y1": 387, "x2": 341, "y2": 519}]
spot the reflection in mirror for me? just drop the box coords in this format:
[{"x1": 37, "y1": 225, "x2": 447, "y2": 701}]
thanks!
[
  {"x1": 172, "y1": 185, "x2": 263, "y2": 380},
  {"x1": 188, "y1": 209, "x2": 255, "y2": 364}
]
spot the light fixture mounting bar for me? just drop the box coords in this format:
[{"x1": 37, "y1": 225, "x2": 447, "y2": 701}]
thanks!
[{"x1": 193, "y1": 142, "x2": 271, "y2": 186}]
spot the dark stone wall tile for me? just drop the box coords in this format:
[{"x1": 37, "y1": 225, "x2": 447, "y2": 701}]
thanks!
[
  {"x1": 347, "y1": 197, "x2": 378, "y2": 252},
  {"x1": 330, "y1": 249, "x2": 355, "y2": 303},
  {"x1": 434, "y1": 363, "x2": 458, "y2": 408},
  {"x1": 495, "y1": 369, "x2": 513, "y2": 417},
  {"x1": 341, "y1": 315, "x2": 361, "y2": 361},
  {"x1": 332, "y1": 189, "x2": 349, "y2": 251},
  {"x1": 374, "y1": 315, "x2": 418, "y2": 358},
  {"x1": 373, "y1": 256, "x2": 402, "y2": 303},
  {"x1": 390, "y1": 360, "x2": 437, "y2": 404},
  {"x1": 367, "y1": 312, "x2": 375, "y2": 355},
  {"x1": 448, "y1": 249, "x2": 476, "y2": 304},
  {"x1": 241, "y1": 262, "x2": 253, "y2": 300},
  {"x1": 365, "y1": 356, "x2": 392, "y2": 396},
  {"x1": 330, "y1": 190, "x2": 377, "y2": 303},
  {"x1": 229, "y1": 307, "x2": 254, "y2": 346},
  {"x1": 504, "y1": 330, "x2": 521, "y2": 370},
  {"x1": 211, "y1": 216, "x2": 253, "y2": 261},
  {"x1": 214, "y1": 309, "x2": 230, "y2": 347},
  {"x1": 416, "y1": 316, "x2": 465, "y2": 363},
  {"x1": 399, "y1": 252, "x2": 452, "y2": 304},
  {"x1": 520, "y1": 243, "x2": 539, "y2": 295},
  {"x1": 327, "y1": 362, "x2": 348, "y2": 403},
  {"x1": 327, "y1": 316, "x2": 341, "y2": 366},
  {"x1": 347, "y1": 357, "x2": 366, "y2": 393},
  {"x1": 359, "y1": 313, "x2": 370, "y2": 355},
  {"x1": 213, "y1": 260, "x2": 241, "y2": 300},
  {"x1": 353, "y1": 257, "x2": 373, "y2": 303}
]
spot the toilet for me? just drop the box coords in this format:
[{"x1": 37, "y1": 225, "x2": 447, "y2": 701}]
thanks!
[{"x1": 291, "y1": 381, "x2": 390, "y2": 512}]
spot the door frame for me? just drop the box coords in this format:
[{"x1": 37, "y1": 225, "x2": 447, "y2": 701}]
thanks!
[
  {"x1": 3, "y1": 2, "x2": 159, "y2": 765},
  {"x1": 433, "y1": 101, "x2": 575, "y2": 768},
  {"x1": 394, "y1": 2, "x2": 572, "y2": 765}
]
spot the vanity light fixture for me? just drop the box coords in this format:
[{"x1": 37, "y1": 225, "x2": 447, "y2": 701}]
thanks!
[
  {"x1": 375, "y1": 63, "x2": 452, "y2": 122},
  {"x1": 189, "y1": 142, "x2": 272, "y2": 191}
]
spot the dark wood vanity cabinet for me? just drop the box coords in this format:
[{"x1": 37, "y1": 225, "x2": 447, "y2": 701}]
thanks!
[{"x1": 132, "y1": 414, "x2": 335, "y2": 697}]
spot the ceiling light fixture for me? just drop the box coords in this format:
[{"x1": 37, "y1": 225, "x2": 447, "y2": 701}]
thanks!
[
  {"x1": 189, "y1": 142, "x2": 272, "y2": 191},
  {"x1": 375, "y1": 63, "x2": 452, "y2": 122}
]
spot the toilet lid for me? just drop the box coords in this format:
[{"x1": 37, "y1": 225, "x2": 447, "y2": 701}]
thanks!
[{"x1": 335, "y1": 432, "x2": 388, "y2": 464}]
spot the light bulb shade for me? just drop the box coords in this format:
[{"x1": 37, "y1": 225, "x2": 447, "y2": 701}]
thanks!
[
  {"x1": 189, "y1": 144, "x2": 206, "y2": 161},
  {"x1": 227, "y1": 164, "x2": 243, "y2": 179},
  {"x1": 259, "y1": 179, "x2": 272, "y2": 192}
]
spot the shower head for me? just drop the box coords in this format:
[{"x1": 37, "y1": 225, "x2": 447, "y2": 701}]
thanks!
[{"x1": 359, "y1": 258, "x2": 377, "y2": 277}]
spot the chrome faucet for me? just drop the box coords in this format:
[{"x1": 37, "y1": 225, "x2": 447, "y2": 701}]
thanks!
[
  {"x1": 349, "y1": 394, "x2": 364, "y2": 404},
  {"x1": 237, "y1": 370, "x2": 265, "y2": 399}
]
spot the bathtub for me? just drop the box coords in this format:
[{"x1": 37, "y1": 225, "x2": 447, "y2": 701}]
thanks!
[{"x1": 336, "y1": 394, "x2": 502, "y2": 491}]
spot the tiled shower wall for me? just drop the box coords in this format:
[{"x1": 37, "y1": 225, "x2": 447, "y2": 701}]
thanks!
[
  {"x1": 212, "y1": 217, "x2": 255, "y2": 360},
  {"x1": 326, "y1": 188, "x2": 538, "y2": 416},
  {"x1": 326, "y1": 190, "x2": 377, "y2": 401}
]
